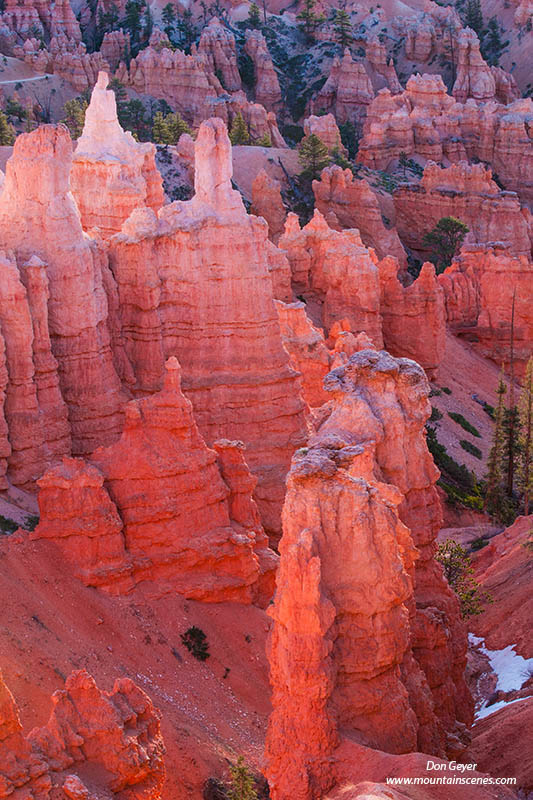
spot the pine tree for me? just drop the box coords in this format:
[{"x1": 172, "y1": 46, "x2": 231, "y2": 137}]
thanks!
[
  {"x1": 332, "y1": 8, "x2": 353, "y2": 47},
  {"x1": 298, "y1": 133, "x2": 330, "y2": 179},
  {"x1": 162, "y1": 2, "x2": 176, "y2": 39},
  {"x1": 254, "y1": 132, "x2": 272, "y2": 147},
  {"x1": 464, "y1": 0, "x2": 483, "y2": 36},
  {"x1": 422, "y1": 216, "x2": 469, "y2": 273},
  {"x1": 0, "y1": 110, "x2": 16, "y2": 145},
  {"x1": 152, "y1": 111, "x2": 170, "y2": 143},
  {"x1": 484, "y1": 368, "x2": 508, "y2": 518},
  {"x1": 61, "y1": 97, "x2": 88, "y2": 139},
  {"x1": 165, "y1": 111, "x2": 192, "y2": 143},
  {"x1": 297, "y1": 0, "x2": 325, "y2": 41},
  {"x1": 247, "y1": 2, "x2": 261, "y2": 28},
  {"x1": 228, "y1": 756, "x2": 258, "y2": 800},
  {"x1": 229, "y1": 112, "x2": 250, "y2": 145},
  {"x1": 436, "y1": 539, "x2": 492, "y2": 618},
  {"x1": 518, "y1": 356, "x2": 533, "y2": 515}
]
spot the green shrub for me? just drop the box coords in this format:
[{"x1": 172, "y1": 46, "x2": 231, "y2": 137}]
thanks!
[
  {"x1": 442, "y1": 386, "x2": 452, "y2": 395},
  {"x1": 181, "y1": 626, "x2": 210, "y2": 661},
  {"x1": 449, "y1": 412, "x2": 481, "y2": 438},
  {"x1": 430, "y1": 406, "x2": 443, "y2": 422},
  {"x1": 436, "y1": 538, "x2": 492, "y2": 617},
  {"x1": 228, "y1": 756, "x2": 258, "y2": 800},
  {"x1": 460, "y1": 439, "x2": 482, "y2": 459}
]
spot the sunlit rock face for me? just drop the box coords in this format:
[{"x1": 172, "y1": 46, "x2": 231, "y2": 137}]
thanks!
[
  {"x1": 0, "y1": 668, "x2": 165, "y2": 799},
  {"x1": 266, "y1": 349, "x2": 473, "y2": 800},
  {"x1": 71, "y1": 71, "x2": 165, "y2": 239},
  {"x1": 109, "y1": 118, "x2": 307, "y2": 540},
  {"x1": 0, "y1": 124, "x2": 126, "y2": 469}
]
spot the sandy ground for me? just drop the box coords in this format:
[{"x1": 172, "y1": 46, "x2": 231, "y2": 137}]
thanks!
[{"x1": 0, "y1": 534, "x2": 272, "y2": 800}]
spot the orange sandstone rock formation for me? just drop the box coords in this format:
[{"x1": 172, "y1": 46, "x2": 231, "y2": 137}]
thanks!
[
  {"x1": 313, "y1": 165, "x2": 407, "y2": 266},
  {"x1": 378, "y1": 257, "x2": 446, "y2": 379},
  {"x1": 278, "y1": 210, "x2": 384, "y2": 346},
  {"x1": 0, "y1": 669, "x2": 165, "y2": 799},
  {"x1": 311, "y1": 49, "x2": 374, "y2": 123},
  {"x1": 357, "y1": 76, "x2": 533, "y2": 205},
  {"x1": 250, "y1": 168, "x2": 287, "y2": 244},
  {"x1": 33, "y1": 357, "x2": 278, "y2": 603},
  {"x1": 303, "y1": 114, "x2": 345, "y2": 153},
  {"x1": 393, "y1": 161, "x2": 533, "y2": 258},
  {"x1": 0, "y1": 124, "x2": 126, "y2": 459},
  {"x1": 438, "y1": 244, "x2": 533, "y2": 377},
  {"x1": 109, "y1": 118, "x2": 307, "y2": 538},
  {"x1": 266, "y1": 350, "x2": 473, "y2": 800},
  {"x1": 197, "y1": 17, "x2": 241, "y2": 93},
  {"x1": 71, "y1": 71, "x2": 165, "y2": 239},
  {"x1": 244, "y1": 29, "x2": 282, "y2": 112}
]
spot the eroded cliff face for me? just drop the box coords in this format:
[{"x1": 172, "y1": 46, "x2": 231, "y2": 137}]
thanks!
[
  {"x1": 0, "y1": 123, "x2": 126, "y2": 470},
  {"x1": 108, "y1": 118, "x2": 307, "y2": 539},
  {"x1": 278, "y1": 210, "x2": 384, "y2": 347},
  {"x1": 393, "y1": 161, "x2": 533, "y2": 258},
  {"x1": 71, "y1": 71, "x2": 165, "y2": 239},
  {"x1": 32, "y1": 357, "x2": 277, "y2": 603},
  {"x1": 438, "y1": 244, "x2": 533, "y2": 377},
  {"x1": 266, "y1": 349, "x2": 473, "y2": 800},
  {"x1": 0, "y1": 668, "x2": 165, "y2": 799}
]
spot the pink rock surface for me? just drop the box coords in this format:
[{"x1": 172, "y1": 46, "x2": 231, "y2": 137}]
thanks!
[
  {"x1": 394, "y1": 161, "x2": 533, "y2": 258},
  {"x1": 197, "y1": 17, "x2": 241, "y2": 92},
  {"x1": 71, "y1": 71, "x2": 165, "y2": 239},
  {"x1": 311, "y1": 49, "x2": 374, "y2": 123},
  {"x1": 0, "y1": 668, "x2": 165, "y2": 799},
  {"x1": 244, "y1": 30, "x2": 282, "y2": 112},
  {"x1": 304, "y1": 114, "x2": 345, "y2": 153},
  {"x1": 313, "y1": 165, "x2": 407, "y2": 266},
  {"x1": 0, "y1": 124, "x2": 126, "y2": 458},
  {"x1": 250, "y1": 168, "x2": 286, "y2": 244},
  {"x1": 266, "y1": 349, "x2": 473, "y2": 800},
  {"x1": 109, "y1": 118, "x2": 307, "y2": 540},
  {"x1": 378, "y1": 257, "x2": 446, "y2": 379},
  {"x1": 278, "y1": 210, "x2": 384, "y2": 346},
  {"x1": 438, "y1": 244, "x2": 533, "y2": 377}
]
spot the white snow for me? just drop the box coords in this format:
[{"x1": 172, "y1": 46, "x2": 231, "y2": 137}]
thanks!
[
  {"x1": 469, "y1": 633, "x2": 533, "y2": 721},
  {"x1": 475, "y1": 696, "x2": 530, "y2": 721}
]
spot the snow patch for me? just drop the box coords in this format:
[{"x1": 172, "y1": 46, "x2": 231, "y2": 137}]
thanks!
[{"x1": 469, "y1": 633, "x2": 533, "y2": 720}]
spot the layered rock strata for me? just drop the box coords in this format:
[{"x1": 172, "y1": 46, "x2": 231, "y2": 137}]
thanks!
[
  {"x1": 266, "y1": 350, "x2": 473, "y2": 800},
  {"x1": 0, "y1": 124, "x2": 125, "y2": 468},
  {"x1": 393, "y1": 161, "x2": 533, "y2": 258},
  {"x1": 109, "y1": 118, "x2": 307, "y2": 538},
  {"x1": 278, "y1": 210, "x2": 384, "y2": 346},
  {"x1": 378, "y1": 257, "x2": 446, "y2": 379},
  {"x1": 313, "y1": 165, "x2": 407, "y2": 267},
  {"x1": 0, "y1": 668, "x2": 165, "y2": 799},
  {"x1": 33, "y1": 358, "x2": 278, "y2": 602},
  {"x1": 71, "y1": 71, "x2": 165, "y2": 239},
  {"x1": 438, "y1": 244, "x2": 533, "y2": 377}
]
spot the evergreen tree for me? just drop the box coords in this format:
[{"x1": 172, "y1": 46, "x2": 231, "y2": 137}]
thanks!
[
  {"x1": 399, "y1": 150, "x2": 409, "y2": 178},
  {"x1": 162, "y1": 2, "x2": 176, "y2": 38},
  {"x1": 464, "y1": 0, "x2": 483, "y2": 36},
  {"x1": 332, "y1": 8, "x2": 353, "y2": 47},
  {"x1": 484, "y1": 369, "x2": 509, "y2": 518},
  {"x1": 228, "y1": 756, "x2": 258, "y2": 800},
  {"x1": 422, "y1": 216, "x2": 469, "y2": 273},
  {"x1": 247, "y1": 2, "x2": 261, "y2": 28},
  {"x1": 152, "y1": 111, "x2": 170, "y2": 143},
  {"x1": 165, "y1": 111, "x2": 192, "y2": 143},
  {"x1": 124, "y1": 0, "x2": 145, "y2": 50},
  {"x1": 254, "y1": 132, "x2": 272, "y2": 147},
  {"x1": 0, "y1": 111, "x2": 16, "y2": 145},
  {"x1": 518, "y1": 356, "x2": 533, "y2": 515},
  {"x1": 61, "y1": 97, "x2": 88, "y2": 139},
  {"x1": 229, "y1": 112, "x2": 250, "y2": 145},
  {"x1": 297, "y1": 0, "x2": 325, "y2": 41},
  {"x1": 298, "y1": 133, "x2": 330, "y2": 179}
]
